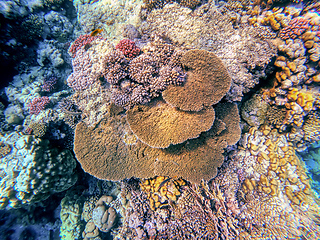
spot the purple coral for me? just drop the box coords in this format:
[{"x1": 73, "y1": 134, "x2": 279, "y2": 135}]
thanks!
[
  {"x1": 28, "y1": 96, "x2": 50, "y2": 115},
  {"x1": 42, "y1": 76, "x2": 57, "y2": 92},
  {"x1": 103, "y1": 50, "x2": 128, "y2": 85},
  {"x1": 279, "y1": 17, "x2": 310, "y2": 40},
  {"x1": 67, "y1": 48, "x2": 94, "y2": 91},
  {"x1": 103, "y1": 38, "x2": 186, "y2": 108},
  {"x1": 69, "y1": 34, "x2": 103, "y2": 57}
]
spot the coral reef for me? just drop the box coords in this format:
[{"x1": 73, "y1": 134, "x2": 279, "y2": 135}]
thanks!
[
  {"x1": 28, "y1": 96, "x2": 51, "y2": 115},
  {"x1": 237, "y1": 126, "x2": 315, "y2": 206},
  {"x1": 44, "y1": 10, "x2": 73, "y2": 42},
  {"x1": 67, "y1": 48, "x2": 95, "y2": 91},
  {"x1": 162, "y1": 49, "x2": 231, "y2": 111},
  {"x1": 37, "y1": 40, "x2": 65, "y2": 68},
  {"x1": 103, "y1": 37, "x2": 186, "y2": 108},
  {"x1": 141, "y1": 2, "x2": 277, "y2": 101},
  {"x1": 127, "y1": 100, "x2": 215, "y2": 148},
  {"x1": 143, "y1": 0, "x2": 202, "y2": 10},
  {"x1": 241, "y1": 93, "x2": 269, "y2": 127},
  {"x1": 74, "y1": 101, "x2": 240, "y2": 183},
  {"x1": 60, "y1": 190, "x2": 85, "y2": 240},
  {"x1": 140, "y1": 176, "x2": 186, "y2": 210},
  {"x1": 303, "y1": 110, "x2": 320, "y2": 143},
  {"x1": 0, "y1": 131, "x2": 77, "y2": 209},
  {"x1": 115, "y1": 39, "x2": 141, "y2": 58},
  {"x1": 74, "y1": 0, "x2": 143, "y2": 41},
  {"x1": 279, "y1": 17, "x2": 310, "y2": 40},
  {"x1": 68, "y1": 34, "x2": 103, "y2": 58}
]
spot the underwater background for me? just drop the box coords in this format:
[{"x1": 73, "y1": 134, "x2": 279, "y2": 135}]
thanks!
[{"x1": 0, "y1": 0, "x2": 320, "y2": 239}]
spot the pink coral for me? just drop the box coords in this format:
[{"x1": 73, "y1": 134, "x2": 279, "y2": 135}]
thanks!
[
  {"x1": 28, "y1": 96, "x2": 50, "y2": 115},
  {"x1": 66, "y1": 48, "x2": 94, "y2": 91},
  {"x1": 279, "y1": 17, "x2": 310, "y2": 40},
  {"x1": 69, "y1": 34, "x2": 103, "y2": 57},
  {"x1": 42, "y1": 76, "x2": 57, "y2": 92},
  {"x1": 115, "y1": 39, "x2": 141, "y2": 58}
]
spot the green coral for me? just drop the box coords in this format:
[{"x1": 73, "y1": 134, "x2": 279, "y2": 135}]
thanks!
[
  {"x1": 0, "y1": 131, "x2": 77, "y2": 209},
  {"x1": 60, "y1": 190, "x2": 85, "y2": 240}
]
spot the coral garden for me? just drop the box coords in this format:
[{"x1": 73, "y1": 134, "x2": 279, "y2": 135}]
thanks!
[{"x1": 0, "y1": 0, "x2": 320, "y2": 239}]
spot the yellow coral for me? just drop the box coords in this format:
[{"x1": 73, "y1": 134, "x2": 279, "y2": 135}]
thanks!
[
  {"x1": 242, "y1": 127, "x2": 315, "y2": 206},
  {"x1": 297, "y1": 92, "x2": 314, "y2": 111},
  {"x1": 140, "y1": 176, "x2": 186, "y2": 210}
]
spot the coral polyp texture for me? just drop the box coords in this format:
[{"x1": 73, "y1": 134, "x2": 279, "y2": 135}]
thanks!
[
  {"x1": 162, "y1": 49, "x2": 231, "y2": 111},
  {"x1": 115, "y1": 39, "x2": 141, "y2": 58},
  {"x1": 103, "y1": 37, "x2": 186, "y2": 108},
  {"x1": 68, "y1": 34, "x2": 103, "y2": 58},
  {"x1": 141, "y1": 3, "x2": 277, "y2": 101},
  {"x1": 279, "y1": 17, "x2": 311, "y2": 40},
  {"x1": 0, "y1": 131, "x2": 77, "y2": 209},
  {"x1": 28, "y1": 96, "x2": 50, "y2": 115},
  {"x1": 126, "y1": 100, "x2": 215, "y2": 148}
]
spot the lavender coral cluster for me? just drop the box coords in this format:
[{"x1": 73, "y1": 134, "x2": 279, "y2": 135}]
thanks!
[{"x1": 103, "y1": 38, "x2": 186, "y2": 108}]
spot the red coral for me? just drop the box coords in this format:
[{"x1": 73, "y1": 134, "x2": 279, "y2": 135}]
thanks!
[
  {"x1": 115, "y1": 39, "x2": 141, "y2": 58},
  {"x1": 279, "y1": 17, "x2": 310, "y2": 40},
  {"x1": 28, "y1": 96, "x2": 50, "y2": 115},
  {"x1": 69, "y1": 34, "x2": 103, "y2": 57}
]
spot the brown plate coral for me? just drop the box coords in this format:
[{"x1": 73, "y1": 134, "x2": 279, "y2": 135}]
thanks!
[
  {"x1": 126, "y1": 100, "x2": 215, "y2": 148},
  {"x1": 74, "y1": 102, "x2": 240, "y2": 184},
  {"x1": 162, "y1": 49, "x2": 232, "y2": 111}
]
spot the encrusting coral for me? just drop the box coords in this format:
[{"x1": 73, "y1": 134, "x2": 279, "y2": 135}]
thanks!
[
  {"x1": 0, "y1": 131, "x2": 77, "y2": 209},
  {"x1": 162, "y1": 49, "x2": 232, "y2": 111},
  {"x1": 126, "y1": 100, "x2": 215, "y2": 148}
]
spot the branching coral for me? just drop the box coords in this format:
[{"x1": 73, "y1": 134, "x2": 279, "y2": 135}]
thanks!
[{"x1": 103, "y1": 37, "x2": 185, "y2": 108}]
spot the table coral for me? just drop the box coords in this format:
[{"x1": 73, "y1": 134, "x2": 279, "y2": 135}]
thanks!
[
  {"x1": 126, "y1": 100, "x2": 215, "y2": 148},
  {"x1": 74, "y1": 102, "x2": 240, "y2": 183},
  {"x1": 74, "y1": 109, "x2": 155, "y2": 181},
  {"x1": 162, "y1": 49, "x2": 231, "y2": 111},
  {"x1": 0, "y1": 131, "x2": 77, "y2": 209}
]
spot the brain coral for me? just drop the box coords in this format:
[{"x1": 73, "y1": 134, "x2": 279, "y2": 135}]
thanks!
[
  {"x1": 126, "y1": 100, "x2": 215, "y2": 148},
  {"x1": 162, "y1": 49, "x2": 231, "y2": 111},
  {"x1": 0, "y1": 131, "x2": 77, "y2": 209},
  {"x1": 74, "y1": 102, "x2": 240, "y2": 183}
]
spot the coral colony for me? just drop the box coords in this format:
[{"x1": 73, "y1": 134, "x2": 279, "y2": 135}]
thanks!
[{"x1": 0, "y1": 0, "x2": 320, "y2": 239}]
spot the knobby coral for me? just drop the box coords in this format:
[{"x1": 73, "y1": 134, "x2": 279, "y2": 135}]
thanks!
[{"x1": 103, "y1": 37, "x2": 186, "y2": 109}]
